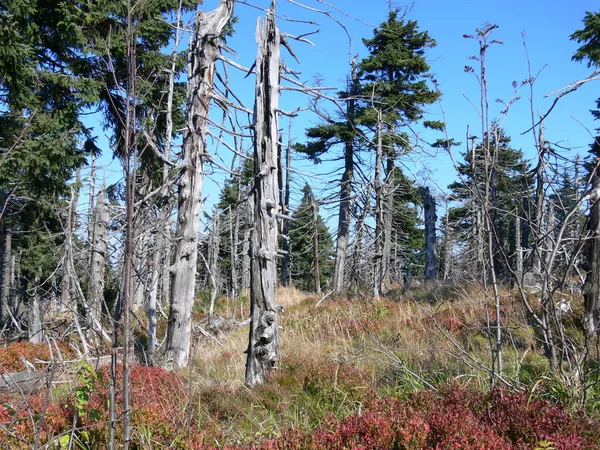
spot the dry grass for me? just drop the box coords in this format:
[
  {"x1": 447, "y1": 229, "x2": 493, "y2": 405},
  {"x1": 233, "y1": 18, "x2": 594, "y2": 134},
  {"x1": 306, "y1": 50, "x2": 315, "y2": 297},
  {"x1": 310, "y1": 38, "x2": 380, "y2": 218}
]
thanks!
[{"x1": 175, "y1": 282, "x2": 563, "y2": 445}]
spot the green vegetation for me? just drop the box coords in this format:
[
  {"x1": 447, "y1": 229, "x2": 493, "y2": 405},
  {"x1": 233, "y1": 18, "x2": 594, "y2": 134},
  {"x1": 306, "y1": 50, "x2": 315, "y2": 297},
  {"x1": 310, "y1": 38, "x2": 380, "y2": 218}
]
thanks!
[{"x1": 1, "y1": 286, "x2": 600, "y2": 448}]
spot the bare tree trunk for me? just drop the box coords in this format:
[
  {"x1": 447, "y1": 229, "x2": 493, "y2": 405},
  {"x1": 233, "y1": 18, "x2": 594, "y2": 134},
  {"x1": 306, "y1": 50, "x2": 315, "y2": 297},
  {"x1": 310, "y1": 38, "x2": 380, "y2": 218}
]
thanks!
[
  {"x1": 59, "y1": 170, "x2": 81, "y2": 316},
  {"x1": 229, "y1": 206, "x2": 238, "y2": 305},
  {"x1": 27, "y1": 279, "x2": 42, "y2": 344},
  {"x1": 515, "y1": 211, "x2": 523, "y2": 284},
  {"x1": 281, "y1": 128, "x2": 292, "y2": 287},
  {"x1": 88, "y1": 188, "x2": 109, "y2": 330},
  {"x1": 381, "y1": 159, "x2": 394, "y2": 293},
  {"x1": 165, "y1": 0, "x2": 234, "y2": 369},
  {"x1": 350, "y1": 185, "x2": 371, "y2": 292},
  {"x1": 420, "y1": 185, "x2": 438, "y2": 286},
  {"x1": 312, "y1": 201, "x2": 321, "y2": 294},
  {"x1": 1, "y1": 231, "x2": 12, "y2": 322},
  {"x1": 373, "y1": 114, "x2": 384, "y2": 300},
  {"x1": 241, "y1": 227, "x2": 251, "y2": 293},
  {"x1": 245, "y1": 3, "x2": 280, "y2": 387},
  {"x1": 208, "y1": 209, "x2": 221, "y2": 317},
  {"x1": 584, "y1": 174, "x2": 600, "y2": 339}
]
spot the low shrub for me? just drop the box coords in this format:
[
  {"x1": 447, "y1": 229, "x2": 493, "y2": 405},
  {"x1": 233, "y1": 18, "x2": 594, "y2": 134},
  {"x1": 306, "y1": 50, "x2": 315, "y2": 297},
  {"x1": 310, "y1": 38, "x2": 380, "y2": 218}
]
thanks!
[
  {"x1": 238, "y1": 385, "x2": 600, "y2": 450},
  {"x1": 0, "y1": 340, "x2": 76, "y2": 373}
]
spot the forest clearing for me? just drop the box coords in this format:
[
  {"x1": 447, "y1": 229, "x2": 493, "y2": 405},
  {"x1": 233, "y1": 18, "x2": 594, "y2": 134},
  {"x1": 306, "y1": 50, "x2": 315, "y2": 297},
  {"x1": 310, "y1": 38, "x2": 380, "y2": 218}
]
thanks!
[
  {"x1": 2, "y1": 0, "x2": 600, "y2": 447},
  {"x1": 2, "y1": 285, "x2": 600, "y2": 449}
]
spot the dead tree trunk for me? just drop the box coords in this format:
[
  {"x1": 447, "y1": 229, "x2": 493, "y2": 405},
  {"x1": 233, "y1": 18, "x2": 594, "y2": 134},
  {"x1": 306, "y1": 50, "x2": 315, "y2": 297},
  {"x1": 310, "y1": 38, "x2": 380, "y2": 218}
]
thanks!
[
  {"x1": 583, "y1": 174, "x2": 600, "y2": 339},
  {"x1": 208, "y1": 209, "x2": 221, "y2": 317},
  {"x1": 88, "y1": 188, "x2": 109, "y2": 330},
  {"x1": 60, "y1": 170, "x2": 81, "y2": 316},
  {"x1": 281, "y1": 132, "x2": 292, "y2": 287},
  {"x1": 373, "y1": 114, "x2": 384, "y2": 300},
  {"x1": 27, "y1": 279, "x2": 42, "y2": 344},
  {"x1": 312, "y1": 201, "x2": 321, "y2": 294},
  {"x1": 165, "y1": 0, "x2": 234, "y2": 369},
  {"x1": 1, "y1": 231, "x2": 11, "y2": 322},
  {"x1": 381, "y1": 159, "x2": 394, "y2": 293},
  {"x1": 245, "y1": 3, "x2": 280, "y2": 387},
  {"x1": 420, "y1": 185, "x2": 438, "y2": 286}
]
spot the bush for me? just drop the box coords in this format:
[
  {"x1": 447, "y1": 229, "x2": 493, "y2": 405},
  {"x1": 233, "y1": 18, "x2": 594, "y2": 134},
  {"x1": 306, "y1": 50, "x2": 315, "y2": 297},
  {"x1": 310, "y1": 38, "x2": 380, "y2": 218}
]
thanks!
[
  {"x1": 239, "y1": 385, "x2": 600, "y2": 450},
  {"x1": 0, "y1": 340, "x2": 76, "y2": 373}
]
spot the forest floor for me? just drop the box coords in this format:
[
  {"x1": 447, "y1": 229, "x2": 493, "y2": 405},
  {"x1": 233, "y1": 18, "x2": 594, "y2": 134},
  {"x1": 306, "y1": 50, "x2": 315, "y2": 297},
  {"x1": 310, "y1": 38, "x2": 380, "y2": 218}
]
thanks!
[{"x1": 1, "y1": 284, "x2": 600, "y2": 449}]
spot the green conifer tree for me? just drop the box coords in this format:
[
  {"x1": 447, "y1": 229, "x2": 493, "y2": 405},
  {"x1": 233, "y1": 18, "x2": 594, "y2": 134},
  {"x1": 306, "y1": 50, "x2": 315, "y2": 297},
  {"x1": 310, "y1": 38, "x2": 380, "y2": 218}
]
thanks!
[{"x1": 288, "y1": 185, "x2": 334, "y2": 292}]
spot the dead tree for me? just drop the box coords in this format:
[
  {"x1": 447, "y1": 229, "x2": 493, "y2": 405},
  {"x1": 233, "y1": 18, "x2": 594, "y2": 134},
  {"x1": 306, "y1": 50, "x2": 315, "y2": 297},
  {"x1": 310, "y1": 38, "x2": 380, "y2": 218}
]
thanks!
[
  {"x1": 165, "y1": 0, "x2": 234, "y2": 369},
  {"x1": 245, "y1": 2, "x2": 281, "y2": 387},
  {"x1": 583, "y1": 173, "x2": 600, "y2": 339},
  {"x1": 373, "y1": 112, "x2": 385, "y2": 299},
  {"x1": 1, "y1": 230, "x2": 12, "y2": 323},
  {"x1": 88, "y1": 188, "x2": 109, "y2": 330},
  {"x1": 60, "y1": 169, "x2": 80, "y2": 316},
  {"x1": 420, "y1": 185, "x2": 438, "y2": 286},
  {"x1": 208, "y1": 209, "x2": 221, "y2": 317}
]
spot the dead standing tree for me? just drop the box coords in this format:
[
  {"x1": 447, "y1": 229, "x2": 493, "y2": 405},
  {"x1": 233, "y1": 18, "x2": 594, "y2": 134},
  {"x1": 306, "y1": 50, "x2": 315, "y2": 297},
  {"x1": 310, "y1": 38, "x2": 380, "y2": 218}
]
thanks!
[
  {"x1": 420, "y1": 185, "x2": 438, "y2": 286},
  {"x1": 245, "y1": 2, "x2": 281, "y2": 387},
  {"x1": 165, "y1": 0, "x2": 234, "y2": 369}
]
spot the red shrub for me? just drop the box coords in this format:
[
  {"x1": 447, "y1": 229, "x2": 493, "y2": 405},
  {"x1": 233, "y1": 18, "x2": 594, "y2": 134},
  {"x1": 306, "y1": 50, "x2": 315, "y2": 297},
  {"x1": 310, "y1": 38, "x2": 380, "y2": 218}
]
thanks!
[
  {"x1": 0, "y1": 340, "x2": 75, "y2": 373},
  {"x1": 0, "y1": 392, "x2": 71, "y2": 449},
  {"x1": 241, "y1": 386, "x2": 600, "y2": 450}
]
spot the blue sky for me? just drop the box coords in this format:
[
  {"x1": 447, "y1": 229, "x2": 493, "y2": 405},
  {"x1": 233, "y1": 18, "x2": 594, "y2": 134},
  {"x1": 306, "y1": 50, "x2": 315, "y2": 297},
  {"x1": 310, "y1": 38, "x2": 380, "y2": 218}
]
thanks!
[{"x1": 92, "y1": 0, "x2": 600, "y2": 227}]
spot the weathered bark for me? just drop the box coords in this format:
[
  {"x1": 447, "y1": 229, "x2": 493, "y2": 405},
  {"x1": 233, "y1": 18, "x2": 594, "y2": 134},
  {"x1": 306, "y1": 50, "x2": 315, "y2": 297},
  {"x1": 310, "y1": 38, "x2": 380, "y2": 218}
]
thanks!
[
  {"x1": 381, "y1": 158, "x2": 394, "y2": 292},
  {"x1": 88, "y1": 188, "x2": 109, "y2": 329},
  {"x1": 514, "y1": 211, "x2": 523, "y2": 284},
  {"x1": 165, "y1": 0, "x2": 234, "y2": 369},
  {"x1": 60, "y1": 171, "x2": 80, "y2": 315},
  {"x1": 332, "y1": 65, "x2": 358, "y2": 294},
  {"x1": 583, "y1": 174, "x2": 600, "y2": 339},
  {"x1": 1, "y1": 231, "x2": 12, "y2": 322},
  {"x1": 281, "y1": 132, "x2": 292, "y2": 286},
  {"x1": 350, "y1": 185, "x2": 371, "y2": 291},
  {"x1": 229, "y1": 206, "x2": 238, "y2": 307},
  {"x1": 27, "y1": 279, "x2": 42, "y2": 344},
  {"x1": 420, "y1": 185, "x2": 438, "y2": 286},
  {"x1": 245, "y1": 3, "x2": 280, "y2": 387},
  {"x1": 332, "y1": 143, "x2": 353, "y2": 294},
  {"x1": 241, "y1": 227, "x2": 251, "y2": 293},
  {"x1": 373, "y1": 114, "x2": 384, "y2": 299},
  {"x1": 208, "y1": 209, "x2": 221, "y2": 317}
]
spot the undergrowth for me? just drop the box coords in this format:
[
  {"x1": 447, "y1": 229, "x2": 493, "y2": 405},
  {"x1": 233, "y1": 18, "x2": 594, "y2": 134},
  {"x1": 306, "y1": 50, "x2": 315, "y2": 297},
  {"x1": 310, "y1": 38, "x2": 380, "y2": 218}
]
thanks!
[{"x1": 0, "y1": 285, "x2": 599, "y2": 448}]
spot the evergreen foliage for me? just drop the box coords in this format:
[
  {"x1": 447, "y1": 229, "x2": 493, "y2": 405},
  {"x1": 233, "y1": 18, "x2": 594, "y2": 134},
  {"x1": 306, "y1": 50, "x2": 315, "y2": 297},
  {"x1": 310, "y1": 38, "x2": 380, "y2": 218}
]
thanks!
[
  {"x1": 447, "y1": 124, "x2": 530, "y2": 279},
  {"x1": 288, "y1": 185, "x2": 334, "y2": 292}
]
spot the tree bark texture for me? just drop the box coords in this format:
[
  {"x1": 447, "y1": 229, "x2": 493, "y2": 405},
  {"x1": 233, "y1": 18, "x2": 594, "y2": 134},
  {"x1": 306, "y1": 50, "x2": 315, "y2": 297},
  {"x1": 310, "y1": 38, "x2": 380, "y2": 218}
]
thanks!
[
  {"x1": 420, "y1": 185, "x2": 438, "y2": 285},
  {"x1": 281, "y1": 136, "x2": 291, "y2": 286},
  {"x1": 165, "y1": 0, "x2": 234, "y2": 369},
  {"x1": 27, "y1": 279, "x2": 42, "y2": 344},
  {"x1": 584, "y1": 174, "x2": 600, "y2": 339},
  {"x1": 332, "y1": 65, "x2": 358, "y2": 294},
  {"x1": 1, "y1": 231, "x2": 11, "y2": 322},
  {"x1": 245, "y1": 3, "x2": 280, "y2": 387},
  {"x1": 208, "y1": 209, "x2": 220, "y2": 317},
  {"x1": 88, "y1": 188, "x2": 109, "y2": 328},
  {"x1": 373, "y1": 115, "x2": 384, "y2": 299}
]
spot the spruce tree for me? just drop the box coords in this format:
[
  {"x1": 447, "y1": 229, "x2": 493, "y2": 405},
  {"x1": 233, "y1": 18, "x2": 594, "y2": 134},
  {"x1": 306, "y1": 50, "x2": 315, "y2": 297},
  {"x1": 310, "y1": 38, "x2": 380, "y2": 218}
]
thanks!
[
  {"x1": 288, "y1": 185, "x2": 334, "y2": 292},
  {"x1": 447, "y1": 124, "x2": 529, "y2": 280},
  {"x1": 358, "y1": 9, "x2": 440, "y2": 293}
]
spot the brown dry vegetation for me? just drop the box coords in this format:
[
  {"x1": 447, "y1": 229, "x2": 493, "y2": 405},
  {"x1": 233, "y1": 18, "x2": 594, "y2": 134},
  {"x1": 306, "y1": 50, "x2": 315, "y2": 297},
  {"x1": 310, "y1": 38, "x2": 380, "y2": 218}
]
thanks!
[{"x1": 0, "y1": 285, "x2": 597, "y2": 449}]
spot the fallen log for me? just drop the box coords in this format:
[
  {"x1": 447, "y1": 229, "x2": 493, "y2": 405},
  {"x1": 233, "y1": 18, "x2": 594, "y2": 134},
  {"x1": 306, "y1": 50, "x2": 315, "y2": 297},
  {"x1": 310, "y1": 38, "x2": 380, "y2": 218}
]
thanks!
[{"x1": 0, "y1": 370, "x2": 46, "y2": 394}]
